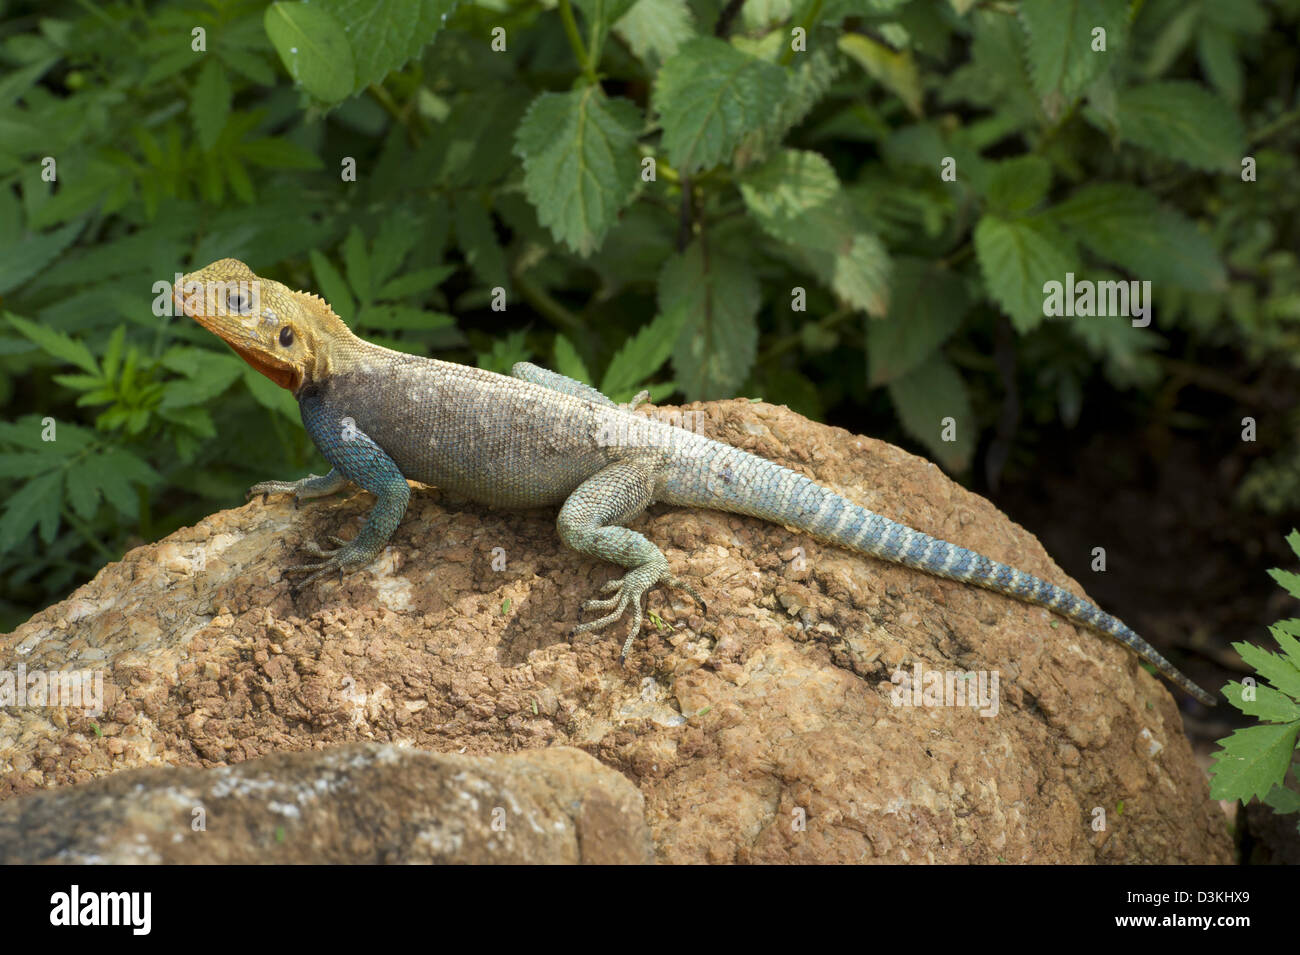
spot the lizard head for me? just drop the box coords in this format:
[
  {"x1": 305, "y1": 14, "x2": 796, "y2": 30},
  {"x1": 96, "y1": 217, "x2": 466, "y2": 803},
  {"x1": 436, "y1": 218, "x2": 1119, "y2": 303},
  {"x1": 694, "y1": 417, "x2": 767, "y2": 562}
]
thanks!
[{"x1": 174, "y1": 258, "x2": 351, "y2": 393}]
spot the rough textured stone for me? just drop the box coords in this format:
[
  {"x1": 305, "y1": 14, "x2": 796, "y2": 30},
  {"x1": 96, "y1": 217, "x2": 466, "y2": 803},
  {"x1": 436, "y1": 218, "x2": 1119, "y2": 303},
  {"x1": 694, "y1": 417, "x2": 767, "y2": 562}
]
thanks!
[
  {"x1": 0, "y1": 743, "x2": 650, "y2": 863},
  {"x1": 0, "y1": 400, "x2": 1232, "y2": 863}
]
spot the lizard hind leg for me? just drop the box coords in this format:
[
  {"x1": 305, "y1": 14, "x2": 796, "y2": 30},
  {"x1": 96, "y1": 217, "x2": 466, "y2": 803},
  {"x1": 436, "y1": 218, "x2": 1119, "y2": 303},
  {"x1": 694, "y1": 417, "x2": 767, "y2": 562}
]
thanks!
[{"x1": 557, "y1": 458, "x2": 706, "y2": 662}]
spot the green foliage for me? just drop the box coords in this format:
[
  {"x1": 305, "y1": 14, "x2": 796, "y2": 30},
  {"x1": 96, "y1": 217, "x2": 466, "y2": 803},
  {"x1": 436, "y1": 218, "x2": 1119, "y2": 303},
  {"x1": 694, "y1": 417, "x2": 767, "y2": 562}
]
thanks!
[
  {"x1": 1209, "y1": 531, "x2": 1300, "y2": 828},
  {"x1": 0, "y1": 0, "x2": 1297, "y2": 628}
]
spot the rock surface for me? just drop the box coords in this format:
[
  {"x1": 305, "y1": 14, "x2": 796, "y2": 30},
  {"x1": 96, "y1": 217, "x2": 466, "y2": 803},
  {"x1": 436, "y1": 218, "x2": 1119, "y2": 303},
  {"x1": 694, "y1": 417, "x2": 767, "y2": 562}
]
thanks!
[
  {"x1": 0, "y1": 743, "x2": 649, "y2": 864},
  {"x1": 0, "y1": 399, "x2": 1232, "y2": 863}
]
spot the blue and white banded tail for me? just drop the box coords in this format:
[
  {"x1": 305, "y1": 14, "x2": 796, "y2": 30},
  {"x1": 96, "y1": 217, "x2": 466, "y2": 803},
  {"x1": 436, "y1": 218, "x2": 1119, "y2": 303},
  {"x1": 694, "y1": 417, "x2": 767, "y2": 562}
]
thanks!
[{"x1": 662, "y1": 439, "x2": 1216, "y2": 706}]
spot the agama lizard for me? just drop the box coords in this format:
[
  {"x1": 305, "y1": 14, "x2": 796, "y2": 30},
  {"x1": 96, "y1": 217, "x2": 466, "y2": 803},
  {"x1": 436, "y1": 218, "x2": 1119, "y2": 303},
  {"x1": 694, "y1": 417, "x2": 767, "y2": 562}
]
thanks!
[{"x1": 174, "y1": 258, "x2": 1217, "y2": 706}]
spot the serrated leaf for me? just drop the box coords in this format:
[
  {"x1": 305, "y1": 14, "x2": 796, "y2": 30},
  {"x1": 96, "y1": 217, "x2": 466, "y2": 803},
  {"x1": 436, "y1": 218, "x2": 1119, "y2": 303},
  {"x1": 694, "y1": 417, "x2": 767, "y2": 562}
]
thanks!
[
  {"x1": 65, "y1": 467, "x2": 101, "y2": 520},
  {"x1": 1107, "y1": 81, "x2": 1246, "y2": 173},
  {"x1": 161, "y1": 356, "x2": 244, "y2": 408},
  {"x1": 660, "y1": 241, "x2": 758, "y2": 399},
  {"x1": 0, "y1": 469, "x2": 62, "y2": 551},
  {"x1": 601, "y1": 304, "x2": 689, "y2": 399},
  {"x1": 0, "y1": 452, "x2": 58, "y2": 478},
  {"x1": 868, "y1": 258, "x2": 968, "y2": 385},
  {"x1": 1268, "y1": 567, "x2": 1300, "y2": 601},
  {"x1": 655, "y1": 37, "x2": 786, "y2": 174},
  {"x1": 839, "y1": 34, "x2": 922, "y2": 117},
  {"x1": 342, "y1": 226, "x2": 371, "y2": 303},
  {"x1": 1018, "y1": 0, "x2": 1127, "y2": 102},
  {"x1": 739, "y1": 149, "x2": 890, "y2": 315},
  {"x1": 355, "y1": 304, "x2": 455, "y2": 331},
  {"x1": 514, "y1": 88, "x2": 642, "y2": 256},
  {"x1": 191, "y1": 57, "x2": 232, "y2": 152},
  {"x1": 309, "y1": 250, "x2": 356, "y2": 321},
  {"x1": 974, "y1": 215, "x2": 1078, "y2": 333},
  {"x1": 1049, "y1": 184, "x2": 1226, "y2": 292},
  {"x1": 573, "y1": 0, "x2": 638, "y2": 65},
  {"x1": 1223, "y1": 681, "x2": 1300, "y2": 723},
  {"x1": 614, "y1": 0, "x2": 694, "y2": 65},
  {"x1": 982, "y1": 155, "x2": 1052, "y2": 215},
  {"x1": 552, "y1": 335, "x2": 592, "y2": 384},
  {"x1": 1208, "y1": 722, "x2": 1300, "y2": 803},
  {"x1": 378, "y1": 265, "x2": 456, "y2": 300},
  {"x1": 317, "y1": 0, "x2": 458, "y2": 93},
  {"x1": 1234, "y1": 638, "x2": 1300, "y2": 702},
  {"x1": 7, "y1": 313, "x2": 99, "y2": 373},
  {"x1": 264, "y1": 1, "x2": 355, "y2": 103},
  {"x1": 886, "y1": 352, "x2": 974, "y2": 471},
  {"x1": 1263, "y1": 785, "x2": 1300, "y2": 814},
  {"x1": 0, "y1": 220, "x2": 84, "y2": 294}
]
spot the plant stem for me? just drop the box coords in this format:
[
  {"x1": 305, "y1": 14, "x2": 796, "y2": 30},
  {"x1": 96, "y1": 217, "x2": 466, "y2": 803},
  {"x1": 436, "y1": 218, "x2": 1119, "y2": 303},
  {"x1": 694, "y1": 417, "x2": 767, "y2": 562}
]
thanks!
[
  {"x1": 557, "y1": 0, "x2": 598, "y2": 85},
  {"x1": 780, "y1": 0, "x2": 823, "y2": 67}
]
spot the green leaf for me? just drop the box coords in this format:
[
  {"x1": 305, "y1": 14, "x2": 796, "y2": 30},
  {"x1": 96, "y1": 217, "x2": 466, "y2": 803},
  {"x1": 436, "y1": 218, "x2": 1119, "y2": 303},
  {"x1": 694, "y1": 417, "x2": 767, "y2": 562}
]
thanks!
[
  {"x1": 886, "y1": 352, "x2": 974, "y2": 471},
  {"x1": 1196, "y1": 26, "x2": 1242, "y2": 105},
  {"x1": 191, "y1": 57, "x2": 232, "y2": 153},
  {"x1": 739, "y1": 149, "x2": 890, "y2": 315},
  {"x1": 1107, "y1": 81, "x2": 1246, "y2": 173},
  {"x1": 264, "y1": 1, "x2": 356, "y2": 103},
  {"x1": 0, "y1": 220, "x2": 84, "y2": 294},
  {"x1": 1263, "y1": 785, "x2": 1300, "y2": 814},
  {"x1": 377, "y1": 266, "x2": 456, "y2": 300},
  {"x1": 0, "y1": 469, "x2": 62, "y2": 552},
  {"x1": 1234, "y1": 639, "x2": 1300, "y2": 703},
  {"x1": 601, "y1": 304, "x2": 690, "y2": 399},
  {"x1": 573, "y1": 0, "x2": 639, "y2": 66},
  {"x1": 514, "y1": 88, "x2": 642, "y2": 256},
  {"x1": 1049, "y1": 184, "x2": 1226, "y2": 292},
  {"x1": 1223, "y1": 681, "x2": 1300, "y2": 724},
  {"x1": 7, "y1": 313, "x2": 99, "y2": 374},
  {"x1": 868, "y1": 258, "x2": 968, "y2": 385},
  {"x1": 452, "y1": 195, "x2": 508, "y2": 291},
  {"x1": 982, "y1": 155, "x2": 1052, "y2": 215},
  {"x1": 1208, "y1": 722, "x2": 1300, "y2": 803},
  {"x1": 1018, "y1": 0, "x2": 1127, "y2": 101},
  {"x1": 552, "y1": 335, "x2": 592, "y2": 384},
  {"x1": 354, "y1": 304, "x2": 455, "y2": 331},
  {"x1": 839, "y1": 34, "x2": 922, "y2": 117},
  {"x1": 317, "y1": 0, "x2": 458, "y2": 93},
  {"x1": 237, "y1": 137, "x2": 324, "y2": 170},
  {"x1": 614, "y1": 0, "x2": 695, "y2": 65},
  {"x1": 342, "y1": 226, "x2": 372, "y2": 304},
  {"x1": 161, "y1": 356, "x2": 245, "y2": 408},
  {"x1": 241, "y1": 364, "x2": 300, "y2": 419},
  {"x1": 973, "y1": 216, "x2": 1079, "y2": 333},
  {"x1": 1268, "y1": 566, "x2": 1300, "y2": 601},
  {"x1": 655, "y1": 37, "x2": 786, "y2": 174},
  {"x1": 309, "y1": 250, "x2": 356, "y2": 321},
  {"x1": 660, "y1": 241, "x2": 759, "y2": 400},
  {"x1": 64, "y1": 466, "x2": 101, "y2": 520}
]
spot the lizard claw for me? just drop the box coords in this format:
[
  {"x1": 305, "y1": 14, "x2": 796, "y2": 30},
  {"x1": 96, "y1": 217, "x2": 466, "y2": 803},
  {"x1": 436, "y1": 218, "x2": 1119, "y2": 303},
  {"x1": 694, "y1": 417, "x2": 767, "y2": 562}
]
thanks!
[
  {"x1": 284, "y1": 537, "x2": 366, "y2": 590},
  {"x1": 572, "y1": 560, "x2": 706, "y2": 662}
]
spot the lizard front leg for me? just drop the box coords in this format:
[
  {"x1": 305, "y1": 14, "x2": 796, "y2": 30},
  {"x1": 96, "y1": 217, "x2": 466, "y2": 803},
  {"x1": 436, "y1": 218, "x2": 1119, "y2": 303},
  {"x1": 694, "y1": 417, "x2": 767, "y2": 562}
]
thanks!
[
  {"x1": 285, "y1": 391, "x2": 411, "y2": 588},
  {"x1": 558, "y1": 457, "x2": 705, "y2": 661}
]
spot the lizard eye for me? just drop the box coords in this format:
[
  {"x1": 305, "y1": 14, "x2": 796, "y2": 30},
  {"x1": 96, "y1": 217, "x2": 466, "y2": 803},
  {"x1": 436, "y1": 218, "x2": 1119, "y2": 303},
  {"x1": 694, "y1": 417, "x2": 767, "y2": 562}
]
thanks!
[
  {"x1": 226, "y1": 289, "x2": 248, "y2": 314},
  {"x1": 279, "y1": 326, "x2": 294, "y2": 347}
]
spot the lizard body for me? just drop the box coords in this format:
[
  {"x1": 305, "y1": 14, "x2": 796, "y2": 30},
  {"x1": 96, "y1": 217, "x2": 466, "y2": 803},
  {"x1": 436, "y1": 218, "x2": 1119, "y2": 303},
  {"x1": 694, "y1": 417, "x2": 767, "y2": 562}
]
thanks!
[{"x1": 175, "y1": 258, "x2": 1216, "y2": 706}]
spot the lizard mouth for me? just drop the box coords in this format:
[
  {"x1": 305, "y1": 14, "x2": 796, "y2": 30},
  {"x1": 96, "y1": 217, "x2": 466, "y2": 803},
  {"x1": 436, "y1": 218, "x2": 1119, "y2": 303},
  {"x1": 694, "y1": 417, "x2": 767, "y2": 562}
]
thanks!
[{"x1": 172, "y1": 283, "x2": 301, "y2": 392}]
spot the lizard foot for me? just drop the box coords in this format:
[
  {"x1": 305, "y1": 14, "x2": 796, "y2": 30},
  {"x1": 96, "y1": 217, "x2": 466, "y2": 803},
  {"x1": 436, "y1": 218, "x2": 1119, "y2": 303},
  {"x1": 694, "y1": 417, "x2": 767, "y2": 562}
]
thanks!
[
  {"x1": 283, "y1": 536, "x2": 369, "y2": 590},
  {"x1": 572, "y1": 560, "x2": 706, "y2": 662}
]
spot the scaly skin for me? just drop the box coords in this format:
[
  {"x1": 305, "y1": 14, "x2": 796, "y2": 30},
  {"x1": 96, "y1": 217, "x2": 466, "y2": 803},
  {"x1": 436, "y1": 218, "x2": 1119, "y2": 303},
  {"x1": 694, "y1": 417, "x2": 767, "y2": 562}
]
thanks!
[{"x1": 174, "y1": 258, "x2": 1217, "y2": 706}]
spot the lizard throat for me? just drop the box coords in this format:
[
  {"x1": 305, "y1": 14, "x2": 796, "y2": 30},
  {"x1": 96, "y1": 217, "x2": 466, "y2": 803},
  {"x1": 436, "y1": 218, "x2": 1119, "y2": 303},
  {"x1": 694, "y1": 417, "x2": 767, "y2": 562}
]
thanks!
[{"x1": 226, "y1": 340, "x2": 301, "y2": 391}]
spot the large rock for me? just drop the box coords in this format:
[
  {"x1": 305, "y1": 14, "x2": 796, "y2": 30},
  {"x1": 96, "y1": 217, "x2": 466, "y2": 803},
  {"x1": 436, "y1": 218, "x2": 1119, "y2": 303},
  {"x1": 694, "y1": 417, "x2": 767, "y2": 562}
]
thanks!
[
  {"x1": 0, "y1": 743, "x2": 649, "y2": 864},
  {"x1": 0, "y1": 400, "x2": 1231, "y2": 863}
]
